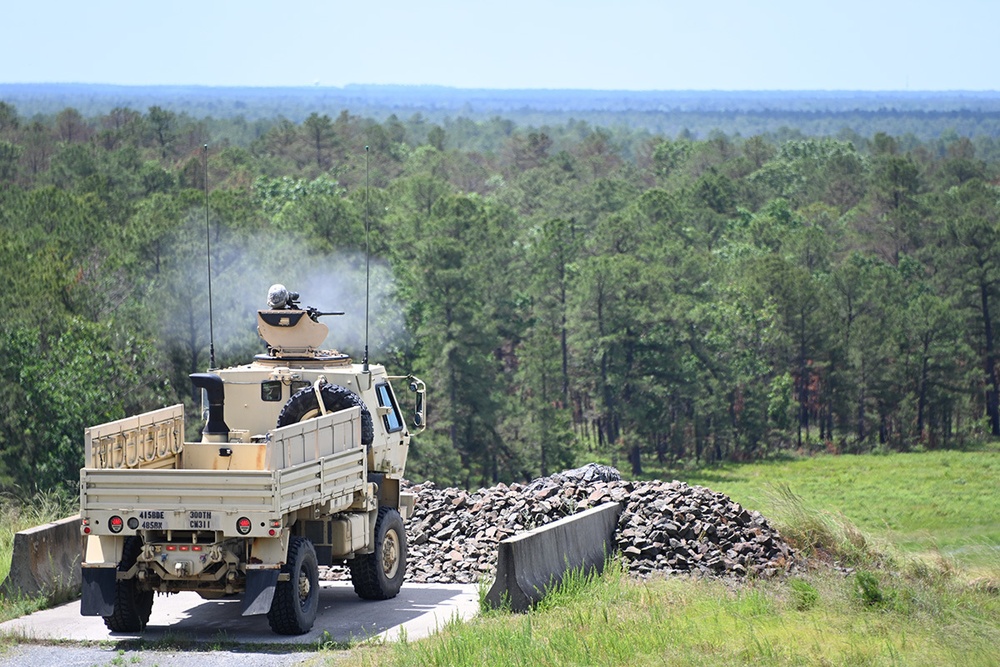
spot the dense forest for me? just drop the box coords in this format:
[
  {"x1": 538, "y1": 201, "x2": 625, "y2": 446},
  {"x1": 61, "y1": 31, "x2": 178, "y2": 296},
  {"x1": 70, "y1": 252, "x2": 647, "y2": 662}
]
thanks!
[
  {"x1": 6, "y1": 84, "x2": 1000, "y2": 150},
  {"x1": 1, "y1": 94, "x2": 999, "y2": 492}
]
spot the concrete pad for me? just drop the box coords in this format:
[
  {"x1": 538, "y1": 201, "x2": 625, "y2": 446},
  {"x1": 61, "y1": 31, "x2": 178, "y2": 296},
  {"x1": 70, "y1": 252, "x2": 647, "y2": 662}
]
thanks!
[{"x1": 0, "y1": 581, "x2": 478, "y2": 646}]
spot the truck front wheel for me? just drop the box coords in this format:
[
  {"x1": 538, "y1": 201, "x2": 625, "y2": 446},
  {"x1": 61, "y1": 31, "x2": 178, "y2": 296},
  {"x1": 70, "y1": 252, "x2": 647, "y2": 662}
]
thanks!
[
  {"x1": 267, "y1": 536, "x2": 319, "y2": 635},
  {"x1": 350, "y1": 506, "x2": 407, "y2": 600},
  {"x1": 103, "y1": 536, "x2": 154, "y2": 632}
]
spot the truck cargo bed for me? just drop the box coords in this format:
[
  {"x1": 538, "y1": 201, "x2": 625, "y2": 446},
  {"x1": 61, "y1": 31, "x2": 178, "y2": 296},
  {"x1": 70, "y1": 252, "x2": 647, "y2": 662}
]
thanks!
[{"x1": 80, "y1": 406, "x2": 367, "y2": 537}]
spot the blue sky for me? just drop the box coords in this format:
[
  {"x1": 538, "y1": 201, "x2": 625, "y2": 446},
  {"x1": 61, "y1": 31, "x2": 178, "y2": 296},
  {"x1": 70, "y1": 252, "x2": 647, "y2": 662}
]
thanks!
[{"x1": 2, "y1": 0, "x2": 997, "y2": 90}]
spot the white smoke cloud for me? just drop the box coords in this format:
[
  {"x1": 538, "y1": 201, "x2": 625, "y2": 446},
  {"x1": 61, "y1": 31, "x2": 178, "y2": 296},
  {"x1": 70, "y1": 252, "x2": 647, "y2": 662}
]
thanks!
[
  {"x1": 165, "y1": 216, "x2": 410, "y2": 368},
  {"x1": 282, "y1": 252, "x2": 409, "y2": 359}
]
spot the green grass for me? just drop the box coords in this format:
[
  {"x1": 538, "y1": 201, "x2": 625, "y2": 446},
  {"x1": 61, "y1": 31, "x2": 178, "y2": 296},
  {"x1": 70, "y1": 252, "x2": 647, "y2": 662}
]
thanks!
[
  {"x1": 336, "y1": 562, "x2": 1000, "y2": 667},
  {"x1": 0, "y1": 488, "x2": 78, "y2": 623},
  {"x1": 672, "y1": 444, "x2": 1000, "y2": 571},
  {"x1": 330, "y1": 444, "x2": 1000, "y2": 666}
]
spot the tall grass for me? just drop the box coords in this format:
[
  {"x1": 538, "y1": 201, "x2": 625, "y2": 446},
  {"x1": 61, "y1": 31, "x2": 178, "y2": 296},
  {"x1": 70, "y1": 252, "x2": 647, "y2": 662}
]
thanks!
[
  {"x1": 0, "y1": 487, "x2": 77, "y2": 619},
  {"x1": 334, "y1": 447, "x2": 1000, "y2": 667},
  {"x1": 762, "y1": 482, "x2": 895, "y2": 570},
  {"x1": 0, "y1": 487, "x2": 77, "y2": 579},
  {"x1": 339, "y1": 559, "x2": 1000, "y2": 667},
  {"x1": 677, "y1": 445, "x2": 1000, "y2": 571}
]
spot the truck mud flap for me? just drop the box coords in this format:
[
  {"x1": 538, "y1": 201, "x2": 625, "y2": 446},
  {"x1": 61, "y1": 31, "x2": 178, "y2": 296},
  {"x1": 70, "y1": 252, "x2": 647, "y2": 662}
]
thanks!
[
  {"x1": 241, "y1": 570, "x2": 279, "y2": 616},
  {"x1": 80, "y1": 567, "x2": 116, "y2": 616}
]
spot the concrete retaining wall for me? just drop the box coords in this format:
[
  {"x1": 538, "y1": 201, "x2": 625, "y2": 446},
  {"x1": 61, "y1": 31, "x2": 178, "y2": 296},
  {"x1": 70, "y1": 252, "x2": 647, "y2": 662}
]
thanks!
[
  {"x1": 0, "y1": 514, "x2": 81, "y2": 601},
  {"x1": 484, "y1": 501, "x2": 622, "y2": 612}
]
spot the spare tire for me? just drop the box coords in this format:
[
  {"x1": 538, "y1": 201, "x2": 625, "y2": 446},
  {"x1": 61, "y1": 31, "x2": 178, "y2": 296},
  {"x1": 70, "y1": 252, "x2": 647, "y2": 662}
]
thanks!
[{"x1": 276, "y1": 383, "x2": 374, "y2": 446}]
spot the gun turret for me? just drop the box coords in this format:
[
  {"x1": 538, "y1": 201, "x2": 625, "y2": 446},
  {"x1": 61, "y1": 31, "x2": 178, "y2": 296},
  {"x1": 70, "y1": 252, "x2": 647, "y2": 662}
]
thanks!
[{"x1": 257, "y1": 284, "x2": 348, "y2": 360}]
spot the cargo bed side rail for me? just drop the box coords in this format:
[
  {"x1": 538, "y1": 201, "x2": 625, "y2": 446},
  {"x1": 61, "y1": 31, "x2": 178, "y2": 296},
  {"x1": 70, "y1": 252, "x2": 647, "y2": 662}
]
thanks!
[{"x1": 85, "y1": 404, "x2": 185, "y2": 470}]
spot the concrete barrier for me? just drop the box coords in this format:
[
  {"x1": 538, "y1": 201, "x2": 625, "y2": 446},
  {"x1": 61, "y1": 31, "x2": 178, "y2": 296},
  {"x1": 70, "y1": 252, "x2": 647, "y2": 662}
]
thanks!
[
  {"x1": 484, "y1": 501, "x2": 622, "y2": 612},
  {"x1": 1, "y1": 514, "x2": 82, "y2": 601}
]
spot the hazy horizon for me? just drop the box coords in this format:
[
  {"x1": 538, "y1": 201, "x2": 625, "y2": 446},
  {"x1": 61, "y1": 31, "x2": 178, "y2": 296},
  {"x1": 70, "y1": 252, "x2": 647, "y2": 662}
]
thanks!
[
  {"x1": 2, "y1": 1, "x2": 997, "y2": 92},
  {"x1": 4, "y1": 83, "x2": 999, "y2": 94}
]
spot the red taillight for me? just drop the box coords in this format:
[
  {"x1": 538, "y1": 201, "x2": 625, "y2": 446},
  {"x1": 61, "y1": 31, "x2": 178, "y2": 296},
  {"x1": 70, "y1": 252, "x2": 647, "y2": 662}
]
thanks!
[
  {"x1": 236, "y1": 517, "x2": 252, "y2": 535},
  {"x1": 166, "y1": 545, "x2": 177, "y2": 551},
  {"x1": 109, "y1": 516, "x2": 124, "y2": 534}
]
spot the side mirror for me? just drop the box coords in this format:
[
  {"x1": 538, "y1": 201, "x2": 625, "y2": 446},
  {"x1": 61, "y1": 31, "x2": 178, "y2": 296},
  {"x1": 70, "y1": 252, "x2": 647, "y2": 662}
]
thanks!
[
  {"x1": 387, "y1": 374, "x2": 427, "y2": 434},
  {"x1": 413, "y1": 387, "x2": 425, "y2": 429}
]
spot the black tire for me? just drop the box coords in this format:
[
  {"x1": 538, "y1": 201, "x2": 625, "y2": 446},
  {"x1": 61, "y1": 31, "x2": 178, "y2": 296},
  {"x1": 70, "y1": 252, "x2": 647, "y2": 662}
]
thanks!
[
  {"x1": 276, "y1": 383, "x2": 374, "y2": 446},
  {"x1": 103, "y1": 536, "x2": 154, "y2": 633},
  {"x1": 267, "y1": 536, "x2": 319, "y2": 635},
  {"x1": 349, "y1": 506, "x2": 406, "y2": 600}
]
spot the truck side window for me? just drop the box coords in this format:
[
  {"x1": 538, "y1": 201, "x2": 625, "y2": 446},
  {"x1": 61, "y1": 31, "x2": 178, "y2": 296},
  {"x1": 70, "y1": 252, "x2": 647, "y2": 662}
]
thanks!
[
  {"x1": 261, "y1": 381, "x2": 283, "y2": 402},
  {"x1": 291, "y1": 380, "x2": 311, "y2": 394},
  {"x1": 375, "y1": 382, "x2": 403, "y2": 433}
]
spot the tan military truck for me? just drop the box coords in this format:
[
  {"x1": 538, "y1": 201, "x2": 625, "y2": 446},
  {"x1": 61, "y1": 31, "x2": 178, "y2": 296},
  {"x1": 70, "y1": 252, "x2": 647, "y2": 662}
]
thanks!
[{"x1": 79, "y1": 285, "x2": 425, "y2": 635}]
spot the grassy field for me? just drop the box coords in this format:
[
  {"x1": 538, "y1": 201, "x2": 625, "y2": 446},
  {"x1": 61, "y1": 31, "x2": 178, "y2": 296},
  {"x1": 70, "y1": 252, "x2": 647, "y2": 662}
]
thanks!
[
  {"x1": 331, "y1": 444, "x2": 1000, "y2": 666},
  {"x1": 677, "y1": 444, "x2": 1000, "y2": 572},
  {"x1": 340, "y1": 564, "x2": 1000, "y2": 667}
]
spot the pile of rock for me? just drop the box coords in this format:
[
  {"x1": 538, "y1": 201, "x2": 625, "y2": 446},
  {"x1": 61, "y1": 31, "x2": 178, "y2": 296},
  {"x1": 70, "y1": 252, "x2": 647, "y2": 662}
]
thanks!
[{"x1": 324, "y1": 465, "x2": 796, "y2": 583}]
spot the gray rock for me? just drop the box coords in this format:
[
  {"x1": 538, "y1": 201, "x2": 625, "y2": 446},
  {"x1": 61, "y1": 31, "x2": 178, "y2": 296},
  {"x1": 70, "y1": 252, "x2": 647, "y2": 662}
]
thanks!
[{"x1": 321, "y1": 468, "x2": 797, "y2": 585}]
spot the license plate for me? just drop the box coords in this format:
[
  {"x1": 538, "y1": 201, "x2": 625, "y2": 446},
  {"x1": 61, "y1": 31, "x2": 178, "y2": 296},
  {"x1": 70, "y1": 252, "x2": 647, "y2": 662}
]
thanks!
[{"x1": 135, "y1": 510, "x2": 215, "y2": 530}]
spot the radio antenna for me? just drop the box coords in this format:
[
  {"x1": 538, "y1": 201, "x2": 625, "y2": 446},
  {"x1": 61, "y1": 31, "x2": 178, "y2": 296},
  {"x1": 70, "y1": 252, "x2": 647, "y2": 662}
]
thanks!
[
  {"x1": 203, "y1": 144, "x2": 217, "y2": 370},
  {"x1": 363, "y1": 145, "x2": 370, "y2": 373}
]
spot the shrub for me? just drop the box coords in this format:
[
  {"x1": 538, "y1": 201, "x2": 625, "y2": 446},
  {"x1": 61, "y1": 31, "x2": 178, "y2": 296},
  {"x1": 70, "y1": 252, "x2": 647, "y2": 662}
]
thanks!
[
  {"x1": 854, "y1": 570, "x2": 895, "y2": 609},
  {"x1": 788, "y1": 578, "x2": 819, "y2": 611}
]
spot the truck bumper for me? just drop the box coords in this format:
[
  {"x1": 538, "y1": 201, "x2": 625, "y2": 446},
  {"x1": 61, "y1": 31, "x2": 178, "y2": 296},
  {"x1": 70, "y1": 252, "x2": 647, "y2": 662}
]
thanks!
[{"x1": 80, "y1": 567, "x2": 116, "y2": 616}]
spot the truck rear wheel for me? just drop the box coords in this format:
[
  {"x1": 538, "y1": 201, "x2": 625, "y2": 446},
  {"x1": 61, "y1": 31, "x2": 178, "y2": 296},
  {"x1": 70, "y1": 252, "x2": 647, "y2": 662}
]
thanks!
[
  {"x1": 277, "y1": 383, "x2": 374, "y2": 445},
  {"x1": 267, "y1": 536, "x2": 319, "y2": 635},
  {"x1": 103, "y1": 536, "x2": 154, "y2": 632},
  {"x1": 349, "y1": 506, "x2": 406, "y2": 600}
]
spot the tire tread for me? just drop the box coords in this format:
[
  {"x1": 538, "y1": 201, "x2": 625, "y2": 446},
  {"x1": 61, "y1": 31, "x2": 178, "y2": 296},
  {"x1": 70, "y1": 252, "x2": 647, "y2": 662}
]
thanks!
[
  {"x1": 349, "y1": 506, "x2": 406, "y2": 600},
  {"x1": 103, "y1": 536, "x2": 153, "y2": 632},
  {"x1": 267, "y1": 536, "x2": 319, "y2": 635}
]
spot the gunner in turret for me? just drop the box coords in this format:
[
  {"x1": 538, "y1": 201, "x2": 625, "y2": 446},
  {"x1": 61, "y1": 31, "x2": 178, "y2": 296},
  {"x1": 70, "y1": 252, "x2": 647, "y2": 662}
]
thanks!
[{"x1": 266, "y1": 284, "x2": 298, "y2": 310}]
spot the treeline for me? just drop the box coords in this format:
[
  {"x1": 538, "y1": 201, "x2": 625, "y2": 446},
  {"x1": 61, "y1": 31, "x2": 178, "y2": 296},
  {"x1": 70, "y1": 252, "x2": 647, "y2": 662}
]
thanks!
[
  {"x1": 0, "y1": 100, "x2": 999, "y2": 491},
  {"x1": 7, "y1": 84, "x2": 1000, "y2": 147}
]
